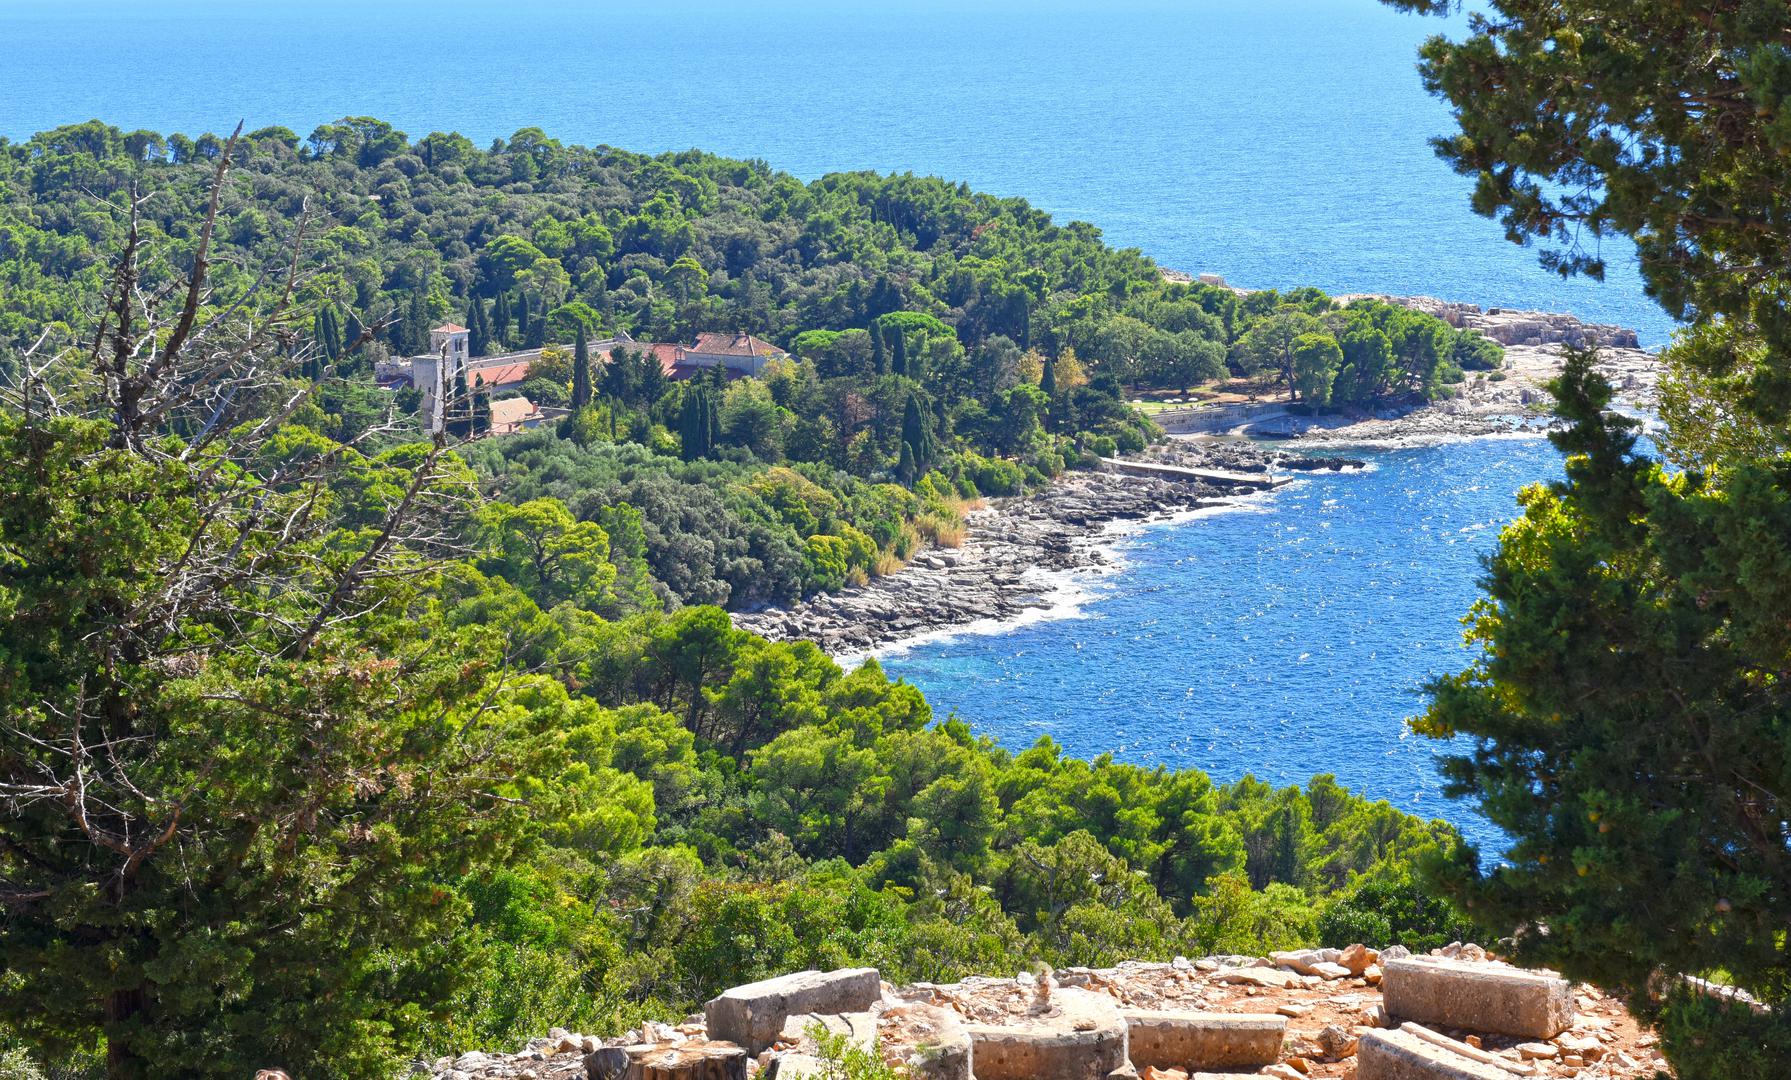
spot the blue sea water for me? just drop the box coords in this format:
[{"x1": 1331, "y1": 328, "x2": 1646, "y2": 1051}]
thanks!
[
  {"x1": 880, "y1": 436, "x2": 1566, "y2": 852},
  {"x1": 2, "y1": 0, "x2": 1671, "y2": 345}
]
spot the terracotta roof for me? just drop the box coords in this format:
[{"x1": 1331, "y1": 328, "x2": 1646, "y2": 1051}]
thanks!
[
  {"x1": 489, "y1": 396, "x2": 542, "y2": 435},
  {"x1": 432, "y1": 323, "x2": 468, "y2": 334},
  {"x1": 688, "y1": 332, "x2": 785, "y2": 358},
  {"x1": 469, "y1": 360, "x2": 531, "y2": 388}
]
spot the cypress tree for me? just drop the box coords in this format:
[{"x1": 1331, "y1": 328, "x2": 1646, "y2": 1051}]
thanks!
[
  {"x1": 343, "y1": 310, "x2": 365, "y2": 355},
  {"x1": 524, "y1": 294, "x2": 546, "y2": 348},
  {"x1": 679, "y1": 386, "x2": 713, "y2": 460},
  {"x1": 908, "y1": 332, "x2": 927, "y2": 384},
  {"x1": 472, "y1": 385, "x2": 492, "y2": 436},
  {"x1": 1040, "y1": 351, "x2": 1057, "y2": 430},
  {"x1": 870, "y1": 320, "x2": 886, "y2": 374},
  {"x1": 897, "y1": 439, "x2": 917, "y2": 484},
  {"x1": 514, "y1": 292, "x2": 531, "y2": 347},
  {"x1": 466, "y1": 297, "x2": 488, "y2": 357},
  {"x1": 572, "y1": 325, "x2": 592, "y2": 409},
  {"x1": 447, "y1": 368, "x2": 472, "y2": 437},
  {"x1": 314, "y1": 304, "x2": 343, "y2": 361},
  {"x1": 901, "y1": 390, "x2": 936, "y2": 477},
  {"x1": 492, "y1": 291, "x2": 512, "y2": 347},
  {"x1": 402, "y1": 289, "x2": 429, "y2": 356},
  {"x1": 890, "y1": 326, "x2": 907, "y2": 376}
]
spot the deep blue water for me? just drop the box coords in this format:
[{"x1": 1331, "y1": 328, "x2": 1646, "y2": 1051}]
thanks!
[
  {"x1": 2, "y1": 0, "x2": 1671, "y2": 345},
  {"x1": 882, "y1": 436, "x2": 1565, "y2": 852}
]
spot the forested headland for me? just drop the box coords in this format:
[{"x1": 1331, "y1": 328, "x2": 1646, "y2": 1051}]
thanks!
[{"x1": 0, "y1": 121, "x2": 1475, "y2": 1079}]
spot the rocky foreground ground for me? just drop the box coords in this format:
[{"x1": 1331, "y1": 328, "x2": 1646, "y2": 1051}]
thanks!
[
  {"x1": 425, "y1": 942, "x2": 1668, "y2": 1080},
  {"x1": 732, "y1": 442, "x2": 1361, "y2": 658}
]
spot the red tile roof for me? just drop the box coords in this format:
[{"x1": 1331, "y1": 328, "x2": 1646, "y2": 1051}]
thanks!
[
  {"x1": 688, "y1": 332, "x2": 785, "y2": 358},
  {"x1": 489, "y1": 396, "x2": 542, "y2": 435},
  {"x1": 469, "y1": 360, "x2": 531, "y2": 388},
  {"x1": 432, "y1": 323, "x2": 468, "y2": 334}
]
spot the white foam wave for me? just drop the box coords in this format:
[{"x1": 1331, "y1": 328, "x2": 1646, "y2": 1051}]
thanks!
[{"x1": 848, "y1": 489, "x2": 1280, "y2": 668}]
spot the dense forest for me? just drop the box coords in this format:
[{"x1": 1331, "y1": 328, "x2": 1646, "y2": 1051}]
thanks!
[
  {"x1": 0, "y1": 122, "x2": 1473, "y2": 1080},
  {"x1": 0, "y1": 119, "x2": 1497, "y2": 612}
]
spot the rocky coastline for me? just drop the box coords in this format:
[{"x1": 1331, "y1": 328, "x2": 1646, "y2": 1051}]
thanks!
[
  {"x1": 735, "y1": 296, "x2": 1661, "y2": 661},
  {"x1": 732, "y1": 442, "x2": 1363, "y2": 659}
]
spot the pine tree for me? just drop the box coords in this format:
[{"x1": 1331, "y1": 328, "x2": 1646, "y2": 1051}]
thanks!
[
  {"x1": 571, "y1": 325, "x2": 592, "y2": 409},
  {"x1": 870, "y1": 320, "x2": 886, "y2": 374}
]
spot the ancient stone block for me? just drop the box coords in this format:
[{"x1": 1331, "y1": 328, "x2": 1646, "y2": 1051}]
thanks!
[
  {"x1": 1357, "y1": 1029, "x2": 1520, "y2": 1080},
  {"x1": 1122, "y1": 1010, "x2": 1285, "y2": 1069},
  {"x1": 963, "y1": 988, "x2": 1129, "y2": 1080},
  {"x1": 703, "y1": 968, "x2": 881, "y2": 1054},
  {"x1": 1380, "y1": 958, "x2": 1573, "y2": 1039}
]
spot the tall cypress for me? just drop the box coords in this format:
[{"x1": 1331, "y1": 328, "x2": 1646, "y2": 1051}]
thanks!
[
  {"x1": 901, "y1": 390, "x2": 935, "y2": 478},
  {"x1": 314, "y1": 304, "x2": 343, "y2": 361},
  {"x1": 403, "y1": 289, "x2": 430, "y2": 356},
  {"x1": 472, "y1": 385, "x2": 493, "y2": 436},
  {"x1": 571, "y1": 325, "x2": 592, "y2": 409},
  {"x1": 524, "y1": 294, "x2": 546, "y2": 348},
  {"x1": 890, "y1": 326, "x2": 907, "y2": 377},
  {"x1": 514, "y1": 292, "x2": 531, "y2": 347},
  {"x1": 679, "y1": 386, "x2": 713, "y2": 460},
  {"x1": 492, "y1": 291, "x2": 512, "y2": 347},
  {"x1": 466, "y1": 297, "x2": 488, "y2": 357},
  {"x1": 447, "y1": 369, "x2": 472, "y2": 437},
  {"x1": 343, "y1": 310, "x2": 365, "y2": 356},
  {"x1": 870, "y1": 320, "x2": 886, "y2": 374}
]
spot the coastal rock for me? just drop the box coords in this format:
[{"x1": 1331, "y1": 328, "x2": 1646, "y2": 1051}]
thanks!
[{"x1": 733, "y1": 442, "x2": 1361, "y2": 657}]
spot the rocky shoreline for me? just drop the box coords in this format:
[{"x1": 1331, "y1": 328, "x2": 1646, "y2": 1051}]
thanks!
[
  {"x1": 732, "y1": 442, "x2": 1362, "y2": 659},
  {"x1": 736, "y1": 296, "x2": 1661, "y2": 660}
]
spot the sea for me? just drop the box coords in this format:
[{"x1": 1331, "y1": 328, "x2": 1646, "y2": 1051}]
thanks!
[{"x1": 2, "y1": 0, "x2": 1667, "y2": 848}]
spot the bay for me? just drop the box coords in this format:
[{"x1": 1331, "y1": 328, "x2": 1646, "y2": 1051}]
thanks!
[{"x1": 880, "y1": 436, "x2": 1566, "y2": 853}]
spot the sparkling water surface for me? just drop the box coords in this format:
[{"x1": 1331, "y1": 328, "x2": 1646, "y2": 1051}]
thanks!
[
  {"x1": 2, "y1": 0, "x2": 1672, "y2": 344},
  {"x1": 881, "y1": 436, "x2": 1566, "y2": 852}
]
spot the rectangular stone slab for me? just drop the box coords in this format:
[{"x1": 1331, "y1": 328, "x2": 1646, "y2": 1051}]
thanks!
[
  {"x1": 1380, "y1": 958, "x2": 1573, "y2": 1039},
  {"x1": 1122, "y1": 1010, "x2": 1286, "y2": 1068},
  {"x1": 703, "y1": 968, "x2": 881, "y2": 1054},
  {"x1": 1358, "y1": 1029, "x2": 1521, "y2": 1080}
]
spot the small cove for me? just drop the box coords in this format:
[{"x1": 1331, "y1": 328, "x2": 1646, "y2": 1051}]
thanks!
[{"x1": 879, "y1": 435, "x2": 1566, "y2": 853}]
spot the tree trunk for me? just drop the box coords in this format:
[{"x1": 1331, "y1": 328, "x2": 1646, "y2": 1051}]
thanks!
[{"x1": 105, "y1": 986, "x2": 147, "y2": 1080}]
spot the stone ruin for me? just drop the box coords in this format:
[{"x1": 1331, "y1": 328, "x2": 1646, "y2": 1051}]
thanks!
[{"x1": 418, "y1": 942, "x2": 1668, "y2": 1080}]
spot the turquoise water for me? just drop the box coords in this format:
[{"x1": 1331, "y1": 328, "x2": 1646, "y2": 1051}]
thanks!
[
  {"x1": 882, "y1": 436, "x2": 1565, "y2": 852},
  {"x1": 1, "y1": 0, "x2": 1670, "y2": 345}
]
